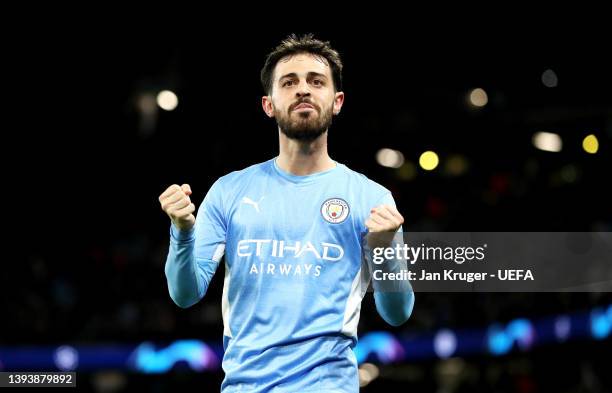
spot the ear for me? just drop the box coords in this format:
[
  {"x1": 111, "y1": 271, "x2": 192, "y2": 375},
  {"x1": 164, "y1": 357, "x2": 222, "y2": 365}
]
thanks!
[
  {"x1": 333, "y1": 91, "x2": 345, "y2": 115},
  {"x1": 262, "y1": 95, "x2": 275, "y2": 118}
]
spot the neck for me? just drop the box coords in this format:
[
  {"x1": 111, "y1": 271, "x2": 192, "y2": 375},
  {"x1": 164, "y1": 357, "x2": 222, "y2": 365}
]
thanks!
[{"x1": 276, "y1": 128, "x2": 336, "y2": 176}]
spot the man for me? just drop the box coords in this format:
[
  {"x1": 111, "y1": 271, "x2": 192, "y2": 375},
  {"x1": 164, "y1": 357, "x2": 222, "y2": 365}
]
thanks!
[{"x1": 159, "y1": 34, "x2": 414, "y2": 392}]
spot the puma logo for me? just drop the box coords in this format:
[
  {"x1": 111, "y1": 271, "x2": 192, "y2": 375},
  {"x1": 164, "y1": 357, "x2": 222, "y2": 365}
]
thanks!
[{"x1": 241, "y1": 196, "x2": 264, "y2": 213}]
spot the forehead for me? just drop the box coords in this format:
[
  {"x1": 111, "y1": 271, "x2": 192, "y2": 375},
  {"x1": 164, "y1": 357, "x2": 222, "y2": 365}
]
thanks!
[{"x1": 274, "y1": 53, "x2": 331, "y2": 79}]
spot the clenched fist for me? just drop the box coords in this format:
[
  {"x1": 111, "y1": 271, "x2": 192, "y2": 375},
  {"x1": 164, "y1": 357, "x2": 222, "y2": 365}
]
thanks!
[
  {"x1": 365, "y1": 204, "x2": 404, "y2": 250},
  {"x1": 365, "y1": 204, "x2": 404, "y2": 233},
  {"x1": 159, "y1": 184, "x2": 196, "y2": 231}
]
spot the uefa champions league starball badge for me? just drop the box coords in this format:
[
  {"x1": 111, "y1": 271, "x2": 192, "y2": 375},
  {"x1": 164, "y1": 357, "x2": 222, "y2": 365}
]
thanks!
[{"x1": 321, "y1": 198, "x2": 350, "y2": 224}]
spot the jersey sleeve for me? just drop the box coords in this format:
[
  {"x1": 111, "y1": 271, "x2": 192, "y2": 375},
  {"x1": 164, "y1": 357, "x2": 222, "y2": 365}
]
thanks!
[
  {"x1": 164, "y1": 179, "x2": 227, "y2": 308},
  {"x1": 194, "y1": 178, "x2": 228, "y2": 263},
  {"x1": 369, "y1": 192, "x2": 415, "y2": 326}
]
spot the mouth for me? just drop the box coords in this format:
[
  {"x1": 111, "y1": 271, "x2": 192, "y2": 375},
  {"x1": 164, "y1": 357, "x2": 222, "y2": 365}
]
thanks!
[{"x1": 293, "y1": 102, "x2": 316, "y2": 112}]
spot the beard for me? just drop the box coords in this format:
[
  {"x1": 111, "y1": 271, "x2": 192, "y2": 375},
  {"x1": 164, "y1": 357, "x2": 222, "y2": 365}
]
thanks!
[{"x1": 274, "y1": 101, "x2": 333, "y2": 142}]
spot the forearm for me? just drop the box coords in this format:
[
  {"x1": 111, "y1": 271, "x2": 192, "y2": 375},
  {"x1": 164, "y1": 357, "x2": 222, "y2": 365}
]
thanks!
[
  {"x1": 370, "y1": 232, "x2": 415, "y2": 326},
  {"x1": 164, "y1": 224, "x2": 215, "y2": 308},
  {"x1": 374, "y1": 287, "x2": 415, "y2": 327}
]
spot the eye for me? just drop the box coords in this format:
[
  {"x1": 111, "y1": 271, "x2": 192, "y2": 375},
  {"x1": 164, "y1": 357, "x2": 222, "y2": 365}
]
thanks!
[
  {"x1": 313, "y1": 79, "x2": 323, "y2": 86},
  {"x1": 282, "y1": 80, "x2": 294, "y2": 87}
]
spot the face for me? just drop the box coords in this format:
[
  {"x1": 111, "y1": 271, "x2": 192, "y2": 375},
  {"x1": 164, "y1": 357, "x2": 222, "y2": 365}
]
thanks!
[{"x1": 262, "y1": 53, "x2": 344, "y2": 141}]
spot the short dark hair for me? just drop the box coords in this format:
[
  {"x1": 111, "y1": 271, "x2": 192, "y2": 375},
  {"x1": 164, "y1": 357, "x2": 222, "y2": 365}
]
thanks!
[{"x1": 260, "y1": 33, "x2": 343, "y2": 95}]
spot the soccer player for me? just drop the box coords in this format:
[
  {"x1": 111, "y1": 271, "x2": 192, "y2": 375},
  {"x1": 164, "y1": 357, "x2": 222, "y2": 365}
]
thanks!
[{"x1": 159, "y1": 34, "x2": 414, "y2": 392}]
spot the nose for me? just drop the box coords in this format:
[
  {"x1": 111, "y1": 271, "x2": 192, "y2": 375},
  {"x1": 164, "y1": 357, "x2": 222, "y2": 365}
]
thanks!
[{"x1": 295, "y1": 80, "x2": 311, "y2": 98}]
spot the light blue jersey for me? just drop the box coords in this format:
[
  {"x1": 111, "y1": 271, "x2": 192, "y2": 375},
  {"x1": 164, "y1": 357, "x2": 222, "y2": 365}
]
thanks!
[{"x1": 165, "y1": 157, "x2": 414, "y2": 392}]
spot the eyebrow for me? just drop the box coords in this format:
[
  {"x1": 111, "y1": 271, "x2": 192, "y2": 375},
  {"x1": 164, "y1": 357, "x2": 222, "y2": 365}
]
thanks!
[{"x1": 278, "y1": 72, "x2": 328, "y2": 82}]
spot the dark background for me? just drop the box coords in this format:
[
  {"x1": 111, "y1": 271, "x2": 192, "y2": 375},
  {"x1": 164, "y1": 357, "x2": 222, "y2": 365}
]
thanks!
[{"x1": 3, "y1": 12, "x2": 612, "y2": 392}]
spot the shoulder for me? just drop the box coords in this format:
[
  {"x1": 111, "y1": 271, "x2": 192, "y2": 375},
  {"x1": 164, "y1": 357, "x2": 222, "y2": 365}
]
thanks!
[
  {"x1": 200, "y1": 159, "x2": 273, "y2": 210},
  {"x1": 214, "y1": 158, "x2": 274, "y2": 189},
  {"x1": 339, "y1": 163, "x2": 391, "y2": 201}
]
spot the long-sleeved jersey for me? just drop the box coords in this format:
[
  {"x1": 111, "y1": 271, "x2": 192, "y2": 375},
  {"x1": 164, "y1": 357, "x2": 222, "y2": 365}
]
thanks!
[{"x1": 165, "y1": 157, "x2": 414, "y2": 392}]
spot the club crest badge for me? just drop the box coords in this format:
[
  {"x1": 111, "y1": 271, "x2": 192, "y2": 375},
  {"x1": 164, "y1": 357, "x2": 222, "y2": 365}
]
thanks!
[{"x1": 321, "y1": 198, "x2": 350, "y2": 224}]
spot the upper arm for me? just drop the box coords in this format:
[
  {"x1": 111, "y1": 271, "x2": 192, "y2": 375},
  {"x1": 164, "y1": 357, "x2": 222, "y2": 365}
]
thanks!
[{"x1": 195, "y1": 179, "x2": 228, "y2": 263}]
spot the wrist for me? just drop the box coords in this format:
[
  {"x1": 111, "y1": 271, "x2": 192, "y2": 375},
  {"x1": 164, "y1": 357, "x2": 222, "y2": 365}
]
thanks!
[{"x1": 170, "y1": 222, "x2": 195, "y2": 242}]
